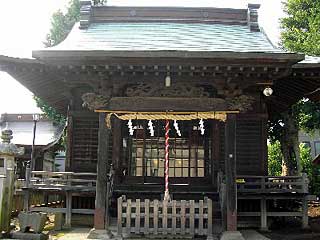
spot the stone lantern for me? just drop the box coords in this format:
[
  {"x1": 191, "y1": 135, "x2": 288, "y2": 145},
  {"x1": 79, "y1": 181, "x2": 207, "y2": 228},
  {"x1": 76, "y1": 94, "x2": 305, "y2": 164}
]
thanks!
[{"x1": 0, "y1": 129, "x2": 24, "y2": 233}]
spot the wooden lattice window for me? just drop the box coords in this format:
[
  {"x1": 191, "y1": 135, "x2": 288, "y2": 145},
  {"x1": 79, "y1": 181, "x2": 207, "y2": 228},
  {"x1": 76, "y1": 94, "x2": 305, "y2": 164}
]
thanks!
[{"x1": 123, "y1": 120, "x2": 211, "y2": 178}]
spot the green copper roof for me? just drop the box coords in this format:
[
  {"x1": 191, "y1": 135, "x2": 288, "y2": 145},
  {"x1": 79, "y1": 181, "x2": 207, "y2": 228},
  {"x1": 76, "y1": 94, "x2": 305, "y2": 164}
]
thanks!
[{"x1": 52, "y1": 22, "x2": 282, "y2": 53}]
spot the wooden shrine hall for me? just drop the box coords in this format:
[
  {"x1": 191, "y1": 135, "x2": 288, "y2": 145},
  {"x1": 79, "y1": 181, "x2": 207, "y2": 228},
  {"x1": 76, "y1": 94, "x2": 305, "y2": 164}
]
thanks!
[{"x1": 0, "y1": 1, "x2": 319, "y2": 238}]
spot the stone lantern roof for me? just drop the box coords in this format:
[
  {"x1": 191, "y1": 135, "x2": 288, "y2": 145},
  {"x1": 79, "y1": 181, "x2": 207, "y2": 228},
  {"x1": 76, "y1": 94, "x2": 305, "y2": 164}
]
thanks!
[{"x1": 0, "y1": 129, "x2": 24, "y2": 156}]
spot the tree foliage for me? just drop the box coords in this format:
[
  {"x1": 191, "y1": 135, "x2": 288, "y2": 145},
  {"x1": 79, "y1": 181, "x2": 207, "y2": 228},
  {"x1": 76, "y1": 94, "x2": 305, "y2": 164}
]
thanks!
[
  {"x1": 34, "y1": 96, "x2": 66, "y2": 124},
  {"x1": 268, "y1": 141, "x2": 320, "y2": 195},
  {"x1": 295, "y1": 100, "x2": 320, "y2": 132},
  {"x1": 44, "y1": 0, "x2": 81, "y2": 47},
  {"x1": 300, "y1": 144, "x2": 320, "y2": 195},
  {"x1": 44, "y1": 0, "x2": 107, "y2": 47},
  {"x1": 268, "y1": 141, "x2": 283, "y2": 176},
  {"x1": 268, "y1": 100, "x2": 320, "y2": 144},
  {"x1": 281, "y1": 0, "x2": 320, "y2": 55},
  {"x1": 267, "y1": 100, "x2": 320, "y2": 175},
  {"x1": 276, "y1": 0, "x2": 320, "y2": 175},
  {"x1": 37, "y1": 0, "x2": 107, "y2": 123}
]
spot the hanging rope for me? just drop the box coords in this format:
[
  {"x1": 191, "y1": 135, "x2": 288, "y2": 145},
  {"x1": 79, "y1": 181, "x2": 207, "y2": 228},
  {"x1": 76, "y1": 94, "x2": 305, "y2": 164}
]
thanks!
[
  {"x1": 164, "y1": 119, "x2": 170, "y2": 202},
  {"x1": 103, "y1": 111, "x2": 235, "y2": 128}
]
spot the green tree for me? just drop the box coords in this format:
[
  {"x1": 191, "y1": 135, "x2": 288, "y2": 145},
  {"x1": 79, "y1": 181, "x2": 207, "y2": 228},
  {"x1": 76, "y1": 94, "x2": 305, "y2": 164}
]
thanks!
[
  {"x1": 44, "y1": 0, "x2": 107, "y2": 47},
  {"x1": 268, "y1": 141, "x2": 320, "y2": 195},
  {"x1": 44, "y1": 0, "x2": 81, "y2": 47},
  {"x1": 36, "y1": 0, "x2": 107, "y2": 123},
  {"x1": 268, "y1": 100, "x2": 320, "y2": 175},
  {"x1": 300, "y1": 143, "x2": 320, "y2": 195},
  {"x1": 268, "y1": 141, "x2": 282, "y2": 176},
  {"x1": 34, "y1": 96, "x2": 66, "y2": 124},
  {"x1": 281, "y1": 0, "x2": 320, "y2": 55},
  {"x1": 269, "y1": 0, "x2": 320, "y2": 175}
]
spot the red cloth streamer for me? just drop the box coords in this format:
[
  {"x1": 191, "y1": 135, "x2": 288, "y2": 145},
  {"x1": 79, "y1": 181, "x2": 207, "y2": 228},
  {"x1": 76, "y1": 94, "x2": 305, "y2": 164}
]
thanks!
[{"x1": 164, "y1": 119, "x2": 170, "y2": 201}]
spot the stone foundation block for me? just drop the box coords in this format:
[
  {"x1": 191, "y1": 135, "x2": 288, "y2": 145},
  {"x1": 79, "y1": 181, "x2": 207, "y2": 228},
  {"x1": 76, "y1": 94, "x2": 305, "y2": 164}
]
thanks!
[{"x1": 220, "y1": 231, "x2": 245, "y2": 240}]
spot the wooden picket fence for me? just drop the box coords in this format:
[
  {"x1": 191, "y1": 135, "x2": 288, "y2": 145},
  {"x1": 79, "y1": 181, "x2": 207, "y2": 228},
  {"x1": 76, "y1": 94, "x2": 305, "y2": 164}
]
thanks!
[{"x1": 117, "y1": 196, "x2": 213, "y2": 237}]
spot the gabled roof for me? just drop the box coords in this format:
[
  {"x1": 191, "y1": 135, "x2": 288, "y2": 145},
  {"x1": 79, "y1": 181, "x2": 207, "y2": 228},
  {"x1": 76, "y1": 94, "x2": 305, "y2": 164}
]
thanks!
[
  {"x1": 33, "y1": 3, "x2": 288, "y2": 60},
  {"x1": 47, "y1": 22, "x2": 281, "y2": 53},
  {"x1": 0, "y1": 3, "x2": 318, "y2": 116}
]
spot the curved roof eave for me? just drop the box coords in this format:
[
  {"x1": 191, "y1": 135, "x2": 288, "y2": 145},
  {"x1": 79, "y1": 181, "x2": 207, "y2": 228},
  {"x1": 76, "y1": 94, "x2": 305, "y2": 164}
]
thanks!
[{"x1": 32, "y1": 50, "x2": 304, "y2": 65}]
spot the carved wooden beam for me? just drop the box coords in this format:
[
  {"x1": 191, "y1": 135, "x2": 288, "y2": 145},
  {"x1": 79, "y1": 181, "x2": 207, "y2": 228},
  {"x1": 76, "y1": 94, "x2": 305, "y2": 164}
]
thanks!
[{"x1": 82, "y1": 95, "x2": 255, "y2": 112}]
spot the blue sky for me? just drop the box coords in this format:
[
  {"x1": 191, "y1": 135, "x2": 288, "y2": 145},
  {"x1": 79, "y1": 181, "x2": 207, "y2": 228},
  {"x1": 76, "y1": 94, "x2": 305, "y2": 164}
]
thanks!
[{"x1": 0, "y1": 0, "x2": 285, "y2": 114}]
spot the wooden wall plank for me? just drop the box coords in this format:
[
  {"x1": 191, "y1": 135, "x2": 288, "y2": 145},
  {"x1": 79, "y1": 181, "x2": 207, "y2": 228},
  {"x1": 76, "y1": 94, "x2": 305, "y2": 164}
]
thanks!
[
  {"x1": 135, "y1": 199, "x2": 140, "y2": 233},
  {"x1": 207, "y1": 198, "x2": 213, "y2": 236},
  {"x1": 181, "y1": 200, "x2": 186, "y2": 235},
  {"x1": 172, "y1": 200, "x2": 177, "y2": 234},
  {"x1": 199, "y1": 200, "x2": 204, "y2": 235},
  {"x1": 126, "y1": 199, "x2": 132, "y2": 233},
  {"x1": 190, "y1": 200, "x2": 195, "y2": 235},
  {"x1": 154, "y1": 200, "x2": 159, "y2": 234},
  {"x1": 117, "y1": 197, "x2": 123, "y2": 236},
  {"x1": 163, "y1": 201, "x2": 168, "y2": 235},
  {"x1": 144, "y1": 199, "x2": 150, "y2": 234},
  {"x1": 236, "y1": 115, "x2": 267, "y2": 175},
  {"x1": 225, "y1": 114, "x2": 237, "y2": 231}
]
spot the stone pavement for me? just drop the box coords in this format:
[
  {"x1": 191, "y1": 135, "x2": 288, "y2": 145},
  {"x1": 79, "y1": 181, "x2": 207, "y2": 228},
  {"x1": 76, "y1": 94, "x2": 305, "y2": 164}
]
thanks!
[
  {"x1": 241, "y1": 230, "x2": 270, "y2": 240},
  {"x1": 50, "y1": 228, "x2": 96, "y2": 240},
  {"x1": 50, "y1": 228, "x2": 270, "y2": 240}
]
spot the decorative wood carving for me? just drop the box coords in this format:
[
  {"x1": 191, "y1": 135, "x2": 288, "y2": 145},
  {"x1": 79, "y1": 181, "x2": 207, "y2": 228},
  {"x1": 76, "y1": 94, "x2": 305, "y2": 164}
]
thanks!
[
  {"x1": 227, "y1": 95, "x2": 255, "y2": 112},
  {"x1": 216, "y1": 83, "x2": 243, "y2": 98},
  {"x1": 81, "y1": 81, "x2": 255, "y2": 112},
  {"x1": 82, "y1": 94, "x2": 255, "y2": 112},
  {"x1": 86, "y1": 78, "x2": 113, "y2": 96},
  {"x1": 82, "y1": 93, "x2": 110, "y2": 111},
  {"x1": 125, "y1": 83, "x2": 211, "y2": 98}
]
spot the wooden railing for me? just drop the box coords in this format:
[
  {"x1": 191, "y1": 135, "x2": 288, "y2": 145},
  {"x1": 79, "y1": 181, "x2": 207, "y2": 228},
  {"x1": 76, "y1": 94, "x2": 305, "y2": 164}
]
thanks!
[
  {"x1": 117, "y1": 196, "x2": 213, "y2": 238},
  {"x1": 237, "y1": 173, "x2": 309, "y2": 194},
  {"x1": 22, "y1": 170, "x2": 97, "y2": 192}
]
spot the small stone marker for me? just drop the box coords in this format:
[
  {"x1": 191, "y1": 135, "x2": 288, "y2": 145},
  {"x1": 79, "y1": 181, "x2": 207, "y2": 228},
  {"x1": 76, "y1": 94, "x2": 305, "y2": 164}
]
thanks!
[{"x1": 18, "y1": 212, "x2": 47, "y2": 233}]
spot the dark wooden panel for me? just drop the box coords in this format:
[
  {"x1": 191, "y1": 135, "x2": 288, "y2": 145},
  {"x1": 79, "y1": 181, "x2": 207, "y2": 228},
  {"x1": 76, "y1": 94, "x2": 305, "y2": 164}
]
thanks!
[
  {"x1": 219, "y1": 122, "x2": 225, "y2": 172},
  {"x1": 235, "y1": 116, "x2": 266, "y2": 175},
  {"x1": 71, "y1": 113, "x2": 99, "y2": 172}
]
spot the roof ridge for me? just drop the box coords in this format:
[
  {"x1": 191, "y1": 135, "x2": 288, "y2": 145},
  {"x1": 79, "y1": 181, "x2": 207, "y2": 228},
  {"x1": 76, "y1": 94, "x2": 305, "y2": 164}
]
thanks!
[{"x1": 79, "y1": 0, "x2": 261, "y2": 32}]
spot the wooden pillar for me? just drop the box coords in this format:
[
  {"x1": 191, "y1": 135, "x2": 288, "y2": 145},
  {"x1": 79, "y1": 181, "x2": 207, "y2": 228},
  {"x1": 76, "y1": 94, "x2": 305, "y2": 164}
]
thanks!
[
  {"x1": 65, "y1": 111, "x2": 73, "y2": 171},
  {"x1": 65, "y1": 191, "x2": 72, "y2": 228},
  {"x1": 225, "y1": 114, "x2": 237, "y2": 231},
  {"x1": 112, "y1": 117, "x2": 122, "y2": 183},
  {"x1": 260, "y1": 196, "x2": 268, "y2": 231},
  {"x1": 23, "y1": 166, "x2": 31, "y2": 211},
  {"x1": 301, "y1": 173, "x2": 309, "y2": 229},
  {"x1": 302, "y1": 196, "x2": 309, "y2": 229},
  {"x1": 261, "y1": 117, "x2": 268, "y2": 175},
  {"x1": 211, "y1": 120, "x2": 220, "y2": 186},
  {"x1": 94, "y1": 112, "x2": 111, "y2": 229}
]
